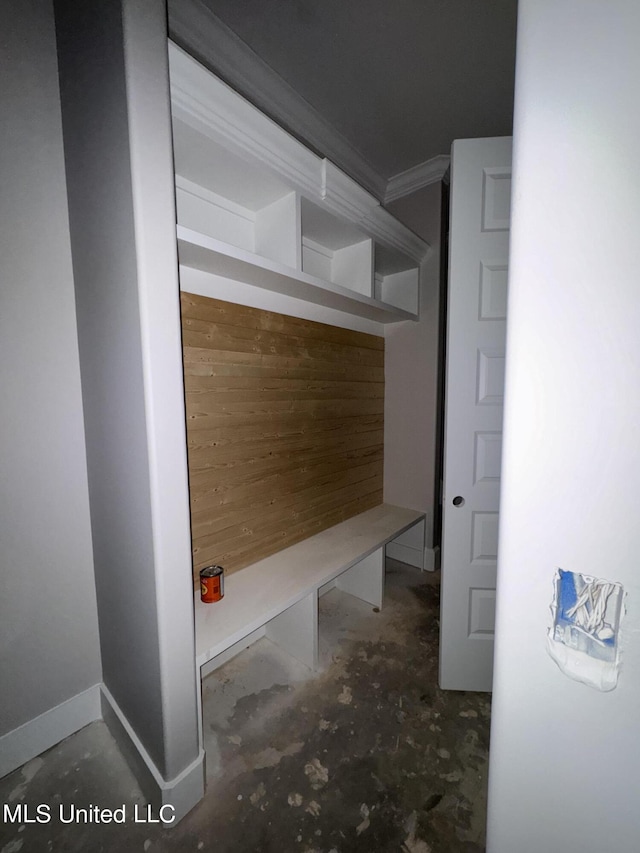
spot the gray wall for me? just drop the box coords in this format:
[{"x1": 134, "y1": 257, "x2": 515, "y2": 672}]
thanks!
[
  {"x1": 54, "y1": 0, "x2": 201, "y2": 786},
  {"x1": 0, "y1": 0, "x2": 101, "y2": 738},
  {"x1": 386, "y1": 187, "x2": 442, "y2": 248},
  {"x1": 487, "y1": 1, "x2": 640, "y2": 849},
  {"x1": 384, "y1": 183, "x2": 442, "y2": 547}
]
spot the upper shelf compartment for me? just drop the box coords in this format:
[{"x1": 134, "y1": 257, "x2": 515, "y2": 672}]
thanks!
[
  {"x1": 301, "y1": 198, "x2": 373, "y2": 298},
  {"x1": 375, "y1": 244, "x2": 420, "y2": 316},
  {"x1": 173, "y1": 125, "x2": 300, "y2": 270},
  {"x1": 168, "y1": 41, "x2": 430, "y2": 323}
]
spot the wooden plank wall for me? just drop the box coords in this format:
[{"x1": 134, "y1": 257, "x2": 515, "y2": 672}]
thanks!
[{"x1": 181, "y1": 292, "x2": 384, "y2": 584}]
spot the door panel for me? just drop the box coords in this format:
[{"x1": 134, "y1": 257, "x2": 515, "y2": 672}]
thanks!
[{"x1": 439, "y1": 137, "x2": 512, "y2": 692}]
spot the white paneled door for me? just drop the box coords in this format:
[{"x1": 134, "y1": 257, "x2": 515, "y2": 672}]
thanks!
[{"x1": 439, "y1": 137, "x2": 512, "y2": 692}]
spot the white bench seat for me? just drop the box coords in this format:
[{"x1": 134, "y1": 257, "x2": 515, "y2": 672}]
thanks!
[{"x1": 194, "y1": 503, "x2": 425, "y2": 671}]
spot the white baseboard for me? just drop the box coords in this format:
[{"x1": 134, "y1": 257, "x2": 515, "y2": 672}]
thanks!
[
  {"x1": 100, "y1": 685, "x2": 205, "y2": 824},
  {"x1": 386, "y1": 541, "x2": 436, "y2": 571},
  {"x1": 384, "y1": 517, "x2": 435, "y2": 571},
  {"x1": 386, "y1": 539, "x2": 420, "y2": 567},
  {"x1": 0, "y1": 683, "x2": 102, "y2": 780},
  {"x1": 423, "y1": 547, "x2": 436, "y2": 572}
]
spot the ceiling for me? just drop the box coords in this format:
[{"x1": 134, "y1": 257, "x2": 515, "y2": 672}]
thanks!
[{"x1": 168, "y1": 0, "x2": 518, "y2": 202}]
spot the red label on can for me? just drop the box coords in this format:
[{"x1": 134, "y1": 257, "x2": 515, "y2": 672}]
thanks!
[{"x1": 200, "y1": 566, "x2": 224, "y2": 603}]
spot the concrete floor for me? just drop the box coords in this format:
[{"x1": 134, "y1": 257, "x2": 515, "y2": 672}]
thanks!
[{"x1": 0, "y1": 560, "x2": 490, "y2": 853}]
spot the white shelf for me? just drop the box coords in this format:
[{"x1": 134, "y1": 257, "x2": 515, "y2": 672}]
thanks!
[
  {"x1": 177, "y1": 225, "x2": 418, "y2": 323},
  {"x1": 169, "y1": 43, "x2": 429, "y2": 325}
]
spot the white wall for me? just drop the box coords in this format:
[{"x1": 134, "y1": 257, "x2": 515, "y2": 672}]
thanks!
[
  {"x1": 384, "y1": 183, "x2": 442, "y2": 548},
  {"x1": 386, "y1": 186, "x2": 442, "y2": 249},
  {"x1": 0, "y1": 0, "x2": 101, "y2": 756},
  {"x1": 54, "y1": 0, "x2": 203, "y2": 810},
  {"x1": 487, "y1": 2, "x2": 640, "y2": 850}
]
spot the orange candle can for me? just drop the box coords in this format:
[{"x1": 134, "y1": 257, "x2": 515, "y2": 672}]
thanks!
[{"x1": 200, "y1": 565, "x2": 224, "y2": 603}]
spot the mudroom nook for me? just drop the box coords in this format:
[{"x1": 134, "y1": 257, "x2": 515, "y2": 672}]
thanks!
[{"x1": 171, "y1": 44, "x2": 429, "y2": 688}]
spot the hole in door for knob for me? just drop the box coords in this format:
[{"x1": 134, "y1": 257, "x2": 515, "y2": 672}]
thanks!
[{"x1": 452, "y1": 496, "x2": 465, "y2": 507}]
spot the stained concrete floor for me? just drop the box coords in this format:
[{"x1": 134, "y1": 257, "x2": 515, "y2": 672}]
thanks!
[{"x1": 0, "y1": 560, "x2": 491, "y2": 853}]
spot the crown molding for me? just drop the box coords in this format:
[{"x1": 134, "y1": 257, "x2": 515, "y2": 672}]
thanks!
[
  {"x1": 169, "y1": 43, "x2": 322, "y2": 200},
  {"x1": 169, "y1": 44, "x2": 431, "y2": 264},
  {"x1": 322, "y1": 161, "x2": 429, "y2": 262},
  {"x1": 363, "y1": 205, "x2": 430, "y2": 263},
  {"x1": 321, "y1": 160, "x2": 379, "y2": 221},
  {"x1": 168, "y1": 0, "x2": 388, "y2": 201},
  {"x1": 384, "y1": 155, "x2": 451, "y2": 203}
]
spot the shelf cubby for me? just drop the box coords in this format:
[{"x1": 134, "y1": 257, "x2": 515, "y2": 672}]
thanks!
[
  {"x1": 173, "y1": 119, "x2": 300, "y2": 269},
  {"x1": 301, "y1": 198, "x2": 373, "y2": 298},
  {"x1": 374, "y1": 243, "x2": 420, "y2": 316}
]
